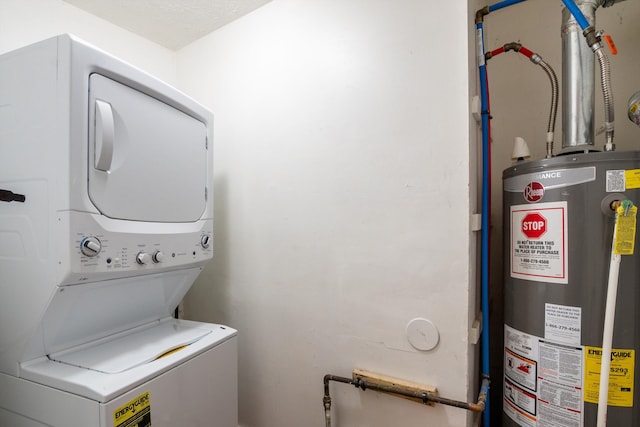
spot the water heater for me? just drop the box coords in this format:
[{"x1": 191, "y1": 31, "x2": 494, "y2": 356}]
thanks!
[{"x1": 503, "y1": 151, "x2": 640, "y2": 426}]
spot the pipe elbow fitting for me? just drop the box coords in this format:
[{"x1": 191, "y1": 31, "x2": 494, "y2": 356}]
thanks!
[
  {"x1": 503, "y1": 42, "x2": 522, "y2": 52},
  {"x1": 475, "y1": 6, "x2": 490, "y2": 24}
]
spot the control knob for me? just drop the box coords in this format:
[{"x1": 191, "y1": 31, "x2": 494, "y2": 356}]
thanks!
[
  {"x1": 152, "y1": 251, "x2": 164, "y2": 263},
  {"x1": 201, "y1": 234, "x2": 211, "y2": 249},
  {"x1": 80, "y1": 237, "x2": 102, "y2": 257},
  {"x1": 136, "y1": 252, "x2": 151, "y2": 265}
]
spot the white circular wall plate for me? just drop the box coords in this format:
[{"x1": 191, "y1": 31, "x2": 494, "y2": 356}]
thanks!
[{"x1": 406, "y1": 318, "x2": 439, "y2": 351}]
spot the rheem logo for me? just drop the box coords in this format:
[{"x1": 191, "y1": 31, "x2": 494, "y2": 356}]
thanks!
[{"x1": 524, "y1": 182, "x2": 544, "y2": 203}]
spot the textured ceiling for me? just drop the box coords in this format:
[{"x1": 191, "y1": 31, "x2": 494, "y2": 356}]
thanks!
[{"x1": 62, "y1": 0, "x2": 272, "y2": 50}]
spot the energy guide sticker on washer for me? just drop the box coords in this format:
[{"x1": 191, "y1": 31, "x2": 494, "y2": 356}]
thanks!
[
  {"x1": 510, "y1": 201, "x2": 568, "y2": 284},
  {"x1": 114, "y1": 392, "x2": 151, "y2": 427}
]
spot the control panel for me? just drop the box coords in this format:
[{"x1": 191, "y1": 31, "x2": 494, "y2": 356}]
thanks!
[
  {"x1": 75, "y1": 231, "x2": 212, "y2": 270},
  {"x1": 63, "y1": 212, "x2": 213, "y2": 284}
]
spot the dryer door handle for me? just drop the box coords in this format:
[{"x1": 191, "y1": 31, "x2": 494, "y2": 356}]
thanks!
[{"x1": 95, "y1": 99, "x2": 115, "y2": 172}]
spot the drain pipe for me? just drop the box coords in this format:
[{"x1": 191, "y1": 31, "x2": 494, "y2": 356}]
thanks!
[
  {"x1": 597, "y1": 200, "x2": 636, "y2": 427},
  {"x1": 597, "y1": 214, "x2": 621, "y2": 427}
]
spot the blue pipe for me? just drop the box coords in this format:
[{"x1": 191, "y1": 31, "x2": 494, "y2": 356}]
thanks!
[
  {"x1": 561, "y1": 0, "x2": 591, "y2": 30},
  {"x1": 477, "y1": 2, "x2": 538, "y2": 425},
  {"x1": 485, "y1": 0, "x2": 596, "y2": 31},
  {"x1": 476, "y1": 5, "x2": 527, "y2": 427},
  {"x1": 475, "y1": 3, "x2": 588, "y2": 427},
  {"x1": 488, "y1": 0, "x2": 527, "y2": 13},
  {"x1": 477, "y1": 21, "x2": 491, "y2": 427}
]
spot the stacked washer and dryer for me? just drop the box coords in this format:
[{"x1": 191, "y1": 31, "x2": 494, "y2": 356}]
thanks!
[{"x1": 0, "y1": 35, "x2": 237, "y2": 426}]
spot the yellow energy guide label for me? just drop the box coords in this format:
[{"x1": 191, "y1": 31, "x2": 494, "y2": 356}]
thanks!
[
  {"x1": 625, "y1": 169, "x2": 640, "y2": 189},
  {"x1": 114, "y1": 391, "x2": 151, "y2": 427},
  {"x1": 584, "y1": 347, "x2": 634, "y2": 407}
]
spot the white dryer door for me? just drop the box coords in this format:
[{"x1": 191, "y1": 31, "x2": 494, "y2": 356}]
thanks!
[{"x1": 88, "y1": 74, "x2": 207, "y2": 222}]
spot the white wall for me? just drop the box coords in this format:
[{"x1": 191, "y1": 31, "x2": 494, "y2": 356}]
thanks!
[
  {"x1": 0, "y1": 0, "x2": 176, "y2": 84},
  {"x1": 178, "y1": 1, "x2": 479, "y2": 426}
]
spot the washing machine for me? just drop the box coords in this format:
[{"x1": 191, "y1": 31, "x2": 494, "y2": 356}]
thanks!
[{"x1": 0, "y1": 34, "x2": 237, "y2": 427}]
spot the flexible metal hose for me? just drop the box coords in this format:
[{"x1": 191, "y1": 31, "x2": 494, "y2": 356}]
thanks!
[
  {"x1": 595, "y1": 46, "x2": 615, "y2": 149},
  {"x1": 486, "y1": 44, "x2": 559, "y2": 158},
  {"x1": 535, "y1": 57, "x2": 559, "y2": 157}
]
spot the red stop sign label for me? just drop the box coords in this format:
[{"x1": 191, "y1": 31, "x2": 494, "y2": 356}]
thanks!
[{"x1": 522, "y1": 213, "x2": 546, "y2": 239}]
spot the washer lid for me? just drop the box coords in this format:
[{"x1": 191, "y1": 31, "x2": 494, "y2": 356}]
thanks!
[
  {"x1": 48, "y1": 321, "x2": 211, "y2": 374},
  {"x1": 88, "y1": 74, "x2": 208, "y2": 222},
  {"x1": 20, "y1": 320, "x2": 237, "y2": 402}
]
